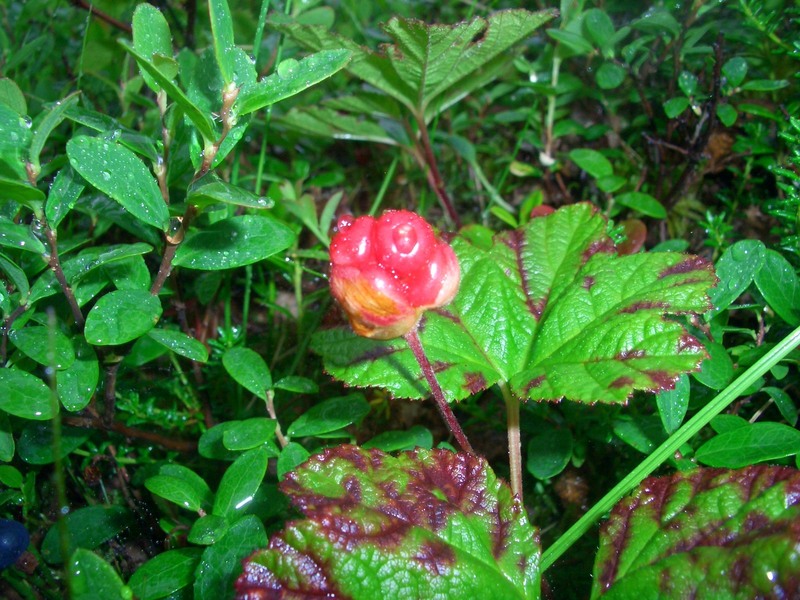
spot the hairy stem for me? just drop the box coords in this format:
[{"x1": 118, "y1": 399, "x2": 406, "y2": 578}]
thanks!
[
  {"x1": 499, "y1": 382, "x2": 523, "y2": 498},
  {"x1": 413, "y1": 114, "x2": 461, "y2": 228},
  {"x1": 405, "y1": 327, "x2": 474, "y2": 453}
]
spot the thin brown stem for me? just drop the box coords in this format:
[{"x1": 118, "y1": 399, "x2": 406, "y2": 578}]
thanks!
[
  {"x1": 404, "y1": 327, "x2": 474, "y2": 453},
  {"x1": 499, "y1": 382, "x2": 523, "y2": 499},
  {"x1": 45, "y1": 228, "x2": 84, "y2": 328},
  {"x1": 69, "y1": 0, "x2": 132, "y2": 33},
  {"x1": 63, "y1": 416, "x2": 197, "y2": 452}
]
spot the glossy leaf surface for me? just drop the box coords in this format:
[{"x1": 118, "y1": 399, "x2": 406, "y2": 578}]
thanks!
[
  {"x1": 237, "y1": 445, "x2": 540, "y2": 599},
  {"x1": 173, "y1": 215, "x2": 295, "y2": 270},
  {"x1": 592, "y1": 466, "x2": 800, "y2": 599},
  {"x1": 314, "y1": 204, "x2": 715, "y2": 404}
]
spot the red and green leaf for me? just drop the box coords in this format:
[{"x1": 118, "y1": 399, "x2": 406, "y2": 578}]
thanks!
[
  {"x1": 236, "y1": 445, "x2": 540, "y2": 600},
  {"x1": 313, "y1": 203, "x2": 716, "y2": 404},
  {"x1": 592, "y1": 466, "x2": 800, "y2": 598}
]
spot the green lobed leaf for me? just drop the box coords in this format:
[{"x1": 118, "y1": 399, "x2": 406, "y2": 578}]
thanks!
[
  {"x1": 68, "y1": 549, "x2": 130, "y2": 600},
  {"x1": 8, "y1": 325, "x2": 75, "y2": 370},
  {"x1": 145, "y1": 464, "x2": 213, "y2": 513},
  {"x1": 84, "y1": 290, "x2": 162, "y2": 346},
  {"x1": 173, "y1": 215, "x2": 296, "y2": 270},
  {"x1": 0, "y1": 369, "x2": 55, "y2": 420},
  {"x1": 222, "y1": 346, "x2": 272, "y2": 399},
  {"x1": 147, "y1": 329, "x2": 208, "y2": 362},
  {"x1": 695, "y1": 422, "x2": 800, "y2": 468},
  {"x1": 277, "y1": 9, "x2": 555, "y2": 122},
  {"x1": 41, "y1": 505, "x2": 132, "y2": 564},
  {"x1": 313, "y1": 204, "x2": 716, "y2": 404},
  {"x1": 592, "y1": 466, "x2": 800, "y2": 598},
  {"x1": 237, "y1": 446, "x2": 541, "y2": 599},
  {"x1": 212, "y1": 446, "x2": 269, "y2": 519},
  {"x1": 132, "y1": 3, "x2": 174, "y2": 93},
  {"x1": 66, "y1": 136, "x2": 169, "y2": 231},
  {"x1": 128, "y1": 548, "x2": 203, "y2": 600},
  {"x1": 237, "y1": 50, "x2": 352, "y2": 115},
  {"x1": 194, "y1": 515, "x2": 267, "y2": 600},
  {"x1": 286, "y1": 393, "x2": 370, "y2": 438}
]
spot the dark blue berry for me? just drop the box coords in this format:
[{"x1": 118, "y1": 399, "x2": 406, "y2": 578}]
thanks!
[{"x1": 0, "y1": 519, "x2": 29, "y2": 569}]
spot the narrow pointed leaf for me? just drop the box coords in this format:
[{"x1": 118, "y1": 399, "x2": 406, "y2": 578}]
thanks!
[
  {"x1": 313, "y1": 203, "x2": 716, "y2": 404},
  {"x1": 592, "y1": 466, "x2": 800, "y2": 599},
  {"x1": 237, "y1": 50, "x2": 352, "y2": 115},
  {"x1": 29, "y1": 93, "x2": 80, "y2": 173},
  {"x1": 237, "y1": 446, "x2": 540, "y2": 599},
  {"x1": 208, "y1": 0, "x2": 236, "y2": 86},
  {"x1": 132, "y1": 3, "x2": 174, "y2": 92},
  {"x1": 121, "y1": 40, "x2": 217, "y2": 142}
]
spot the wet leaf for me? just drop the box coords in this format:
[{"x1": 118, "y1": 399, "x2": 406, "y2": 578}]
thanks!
[
  {"x1": 222, "y1": 346, "x2": 272, "y2": 399},
  {"x1": 145, "y1": 464, "x2": 213, "y2": 513},
  {"x1": 17, "y1": 423, "x2": 90, "y2": 464},
  {"x1": 147, "y1": 329, "x2": 208, "y2": 362},
  {"x1": 237, "y1": 50, "x2": 352, "y2": 115},
  {"x1": 67, "y1": 136, "x2": 169, "y2": 231},
  {"x1": 237, "y1": 446, "x2": 540, "y2": 599},
  {"x1": 128, "y1": 548, "x2": 202, "y2": 600},
  {"x1": 286, "y1": 393, "x2": 369, "y2": 438},
  {"x1": 314, "y1": 203, "x2": 715, "y2": 404},
  {"x1": 132, "y1": 3, "x2": 174, "y2": 93},
  {"x1": 195, "y1": 515, "x2": 267, "y2": 600},
  {"x1": 0, "y1": 369, "x2": 55, "y2": 420},
  {"x1": 84, "y1": 290, "x2": 162, "y2": 346},
  {"x1": 8, "y1": 325, "x2": 75, "y2": 370},
  {"x1": 68, "y1": 549, "x2": 130, "y2": 600},
  {"x1": 173, "y1": 215, "x2": 295, "y2": 270},
  {"x1": 592, "y1": 466, "x2": 800, "y2": 598},
  {"x1": 213, "y1": 447, "x2": 269, "y2": 519},
  {"x1": 695, "y1": 422, "x2": 800, "y2": 468},
  {"x1": 41, "y1": 506, "x2": 132, "y2": 564}
]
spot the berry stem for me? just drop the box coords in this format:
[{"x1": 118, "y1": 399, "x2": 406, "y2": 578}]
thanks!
[{"x1": 405, "y1": 327, "x2": 474, "y2": 454}]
